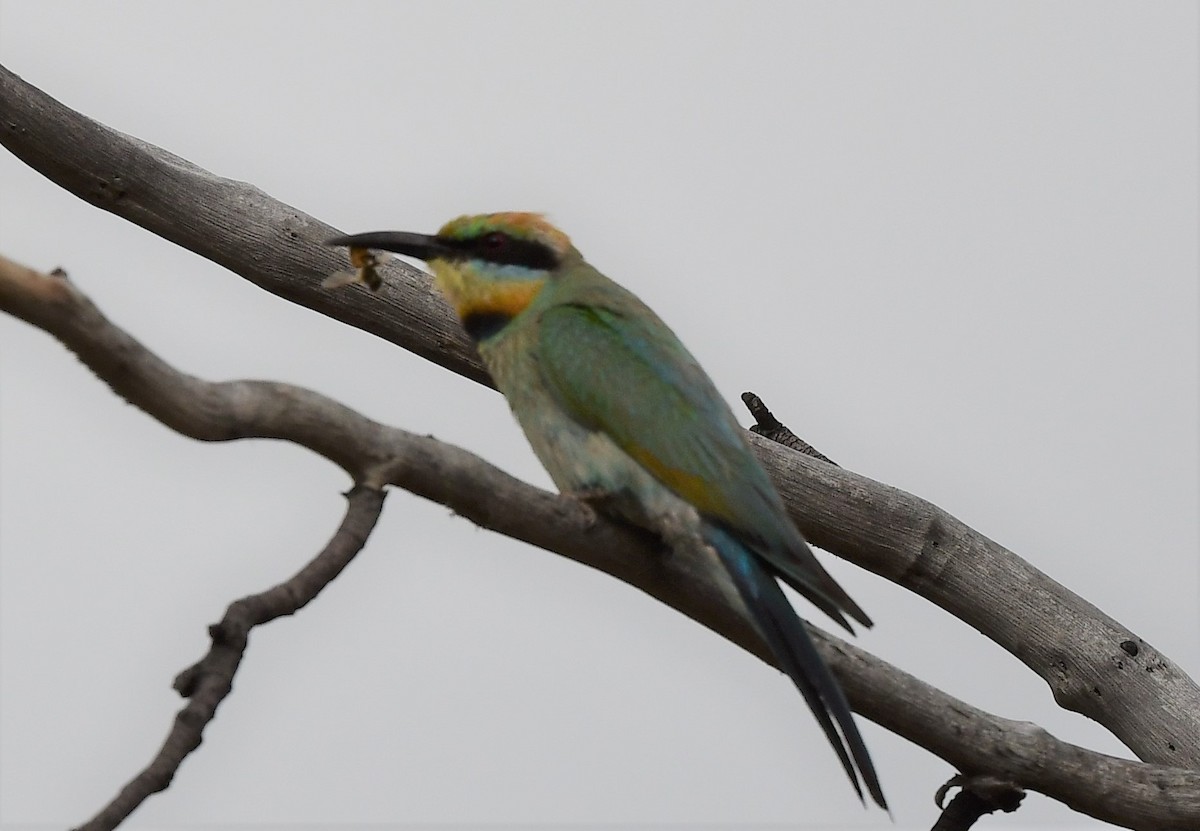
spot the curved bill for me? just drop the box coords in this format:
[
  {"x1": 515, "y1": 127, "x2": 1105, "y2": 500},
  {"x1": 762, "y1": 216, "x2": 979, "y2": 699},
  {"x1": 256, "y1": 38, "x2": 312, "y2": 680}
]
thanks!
[{"x1": 326, "y1": 231, "x2": 455, "y2": 262}]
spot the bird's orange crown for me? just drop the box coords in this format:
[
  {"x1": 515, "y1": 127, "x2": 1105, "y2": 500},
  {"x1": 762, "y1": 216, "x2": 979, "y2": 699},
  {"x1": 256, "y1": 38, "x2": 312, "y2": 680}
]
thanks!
[{"x1": 437, "y1": 212, "x2": 573, "y2": 260}]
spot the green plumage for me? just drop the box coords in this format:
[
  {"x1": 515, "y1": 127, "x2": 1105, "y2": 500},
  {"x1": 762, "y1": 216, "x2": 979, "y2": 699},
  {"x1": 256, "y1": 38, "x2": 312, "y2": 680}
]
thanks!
[
  {"x1": 328, "y1": 213, "x2": 886, "y2": 809},
  {"x1": 497, "y1": 262, "x2": 870, "y2": 631}
]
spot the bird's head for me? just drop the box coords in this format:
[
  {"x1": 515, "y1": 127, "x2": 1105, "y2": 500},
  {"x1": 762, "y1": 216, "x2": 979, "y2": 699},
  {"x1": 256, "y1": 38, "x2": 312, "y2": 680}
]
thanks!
[{"x1": 329, "y1": 212, "x2": 575, "y2": 341}]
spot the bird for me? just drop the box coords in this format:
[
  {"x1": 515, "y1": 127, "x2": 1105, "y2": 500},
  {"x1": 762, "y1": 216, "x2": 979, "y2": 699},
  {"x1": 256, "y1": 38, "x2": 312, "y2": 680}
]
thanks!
[{"x1": 328, "y1": 212, "x2": 886, "y2": 808}]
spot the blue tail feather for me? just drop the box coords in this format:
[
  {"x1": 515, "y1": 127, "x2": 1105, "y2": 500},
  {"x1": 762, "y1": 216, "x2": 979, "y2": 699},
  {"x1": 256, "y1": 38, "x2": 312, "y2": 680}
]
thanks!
[{"x1": 705, "y1": 523, "x2": 887, "y2": 809}]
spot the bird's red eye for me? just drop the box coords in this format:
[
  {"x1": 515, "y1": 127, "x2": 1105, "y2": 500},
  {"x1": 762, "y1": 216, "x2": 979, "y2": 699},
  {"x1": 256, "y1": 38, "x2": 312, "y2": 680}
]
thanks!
[{"x1": 481, "y1": 232, "x2": 509, "y2": 253}]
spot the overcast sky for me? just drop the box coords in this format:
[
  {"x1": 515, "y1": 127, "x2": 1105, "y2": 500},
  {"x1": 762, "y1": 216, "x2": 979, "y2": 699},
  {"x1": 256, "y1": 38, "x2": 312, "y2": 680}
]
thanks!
[{"x1": 1, "y1": 2, "x2": 1196, "y2": 829}]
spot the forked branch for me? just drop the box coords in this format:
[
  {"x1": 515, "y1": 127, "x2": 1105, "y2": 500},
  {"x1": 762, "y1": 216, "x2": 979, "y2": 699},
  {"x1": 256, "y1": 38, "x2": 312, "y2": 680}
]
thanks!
[
  {"x1": 2, "y1": 65, "x2": 1196, "y2": 770},
  {"x1": 3, "y1": 254, "x2": 1197, "y2": 830},
  {"x1": 72, "y1": 486, "x2": 386, "y2": 831}
]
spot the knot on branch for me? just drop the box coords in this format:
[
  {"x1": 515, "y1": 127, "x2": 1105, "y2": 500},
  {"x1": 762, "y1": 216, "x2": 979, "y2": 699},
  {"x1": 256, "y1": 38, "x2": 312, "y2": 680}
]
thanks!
[
  {"x1": 740, "y1": 391, "x2": 837, "y2": 465},
  {"x1": 171, "y1": 618, "x2": 247, "y2": 699},
  {"x1": 933, "y1": 774, "x2": 1025, "y2": 830}
]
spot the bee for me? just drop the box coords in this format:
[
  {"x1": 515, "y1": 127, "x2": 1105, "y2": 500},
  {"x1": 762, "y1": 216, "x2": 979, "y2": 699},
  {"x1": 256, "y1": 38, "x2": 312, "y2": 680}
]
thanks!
[{"x1": 322, "y1": 245, "x2": 383, "y2": 292}]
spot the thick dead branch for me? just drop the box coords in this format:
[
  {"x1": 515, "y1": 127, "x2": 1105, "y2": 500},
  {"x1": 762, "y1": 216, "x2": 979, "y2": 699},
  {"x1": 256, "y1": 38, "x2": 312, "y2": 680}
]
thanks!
[
  {"x1": 0, "y1": 69, "x2": 487, "y2": 388},
  {"x1": 3, "y1": 254, "x2": 1199, "y2": 830},
  {"x1": 752, "y1": 430, "x2": 1200, "y2": 770},
  {"x1": 743, "y1": 387, "x2": 1200, "y2": 768},
  {"x1": 71, "y1": 486, "x2": 386, "y2": 831},
  {"x1": 2, "y1": 64, "x2": 1195, "y2": 770}
]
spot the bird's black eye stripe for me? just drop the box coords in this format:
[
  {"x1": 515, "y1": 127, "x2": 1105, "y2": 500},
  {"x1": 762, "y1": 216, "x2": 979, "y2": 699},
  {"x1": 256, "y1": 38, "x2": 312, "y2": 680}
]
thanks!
[{"x1": 442, "y1": 232, "x2": 560, "y2": 270}]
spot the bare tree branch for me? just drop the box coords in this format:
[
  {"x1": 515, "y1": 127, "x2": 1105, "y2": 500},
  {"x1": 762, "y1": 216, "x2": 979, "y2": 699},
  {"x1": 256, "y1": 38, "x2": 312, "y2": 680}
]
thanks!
[
  {"x1": 0, "y1": 66, "x2": 487, "y2": 388},
  {"x1": 4, "y1": 254, "x2": 1199, "y2": 830},
  {"x1": 2, "y1": 64, "x2": 1195, "y2": 773},
  {"x1": 71, "y1": 485, "x2": 386, "y2": 831},
  {"x1": 752, "y1": 428, "x2": 1200, "y2": 771},
  {"x1": 743, "y1": 387, "x2": 1200, "y2": 769}
]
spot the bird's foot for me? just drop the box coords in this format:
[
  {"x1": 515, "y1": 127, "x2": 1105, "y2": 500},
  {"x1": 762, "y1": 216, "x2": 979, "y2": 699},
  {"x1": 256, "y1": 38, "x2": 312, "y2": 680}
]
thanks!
[{"x1": 564, "y1": 486, "x2": 619, "y2": 527}]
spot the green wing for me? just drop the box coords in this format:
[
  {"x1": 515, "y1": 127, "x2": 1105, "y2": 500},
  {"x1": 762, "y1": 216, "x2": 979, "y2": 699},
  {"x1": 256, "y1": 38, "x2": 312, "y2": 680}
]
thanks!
[
  {"x1": 539, "y1": 300, "x2": 768, "y2": 525},
  {"x1": 537, "y1": 286, "x2": 870, "y2": 630}
]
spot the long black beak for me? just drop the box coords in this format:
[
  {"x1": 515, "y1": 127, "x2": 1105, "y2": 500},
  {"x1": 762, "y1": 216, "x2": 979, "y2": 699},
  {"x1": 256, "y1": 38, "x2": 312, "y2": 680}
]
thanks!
[{"x1": 326, "y1": 231, "x2": 454, "y2": 262}]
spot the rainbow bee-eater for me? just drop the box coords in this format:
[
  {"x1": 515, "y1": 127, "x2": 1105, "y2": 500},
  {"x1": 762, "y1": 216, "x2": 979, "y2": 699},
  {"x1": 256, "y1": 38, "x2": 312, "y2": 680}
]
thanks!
[{"x1": 329, "y1": 213, "x2": 885, "y2": 808}]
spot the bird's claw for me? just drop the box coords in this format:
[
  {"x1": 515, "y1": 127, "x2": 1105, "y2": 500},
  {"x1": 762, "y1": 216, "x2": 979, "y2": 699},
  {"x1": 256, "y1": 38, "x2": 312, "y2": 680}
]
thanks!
[{"x1": 565, "y1": 487, "x2": 619, "y2": 527}]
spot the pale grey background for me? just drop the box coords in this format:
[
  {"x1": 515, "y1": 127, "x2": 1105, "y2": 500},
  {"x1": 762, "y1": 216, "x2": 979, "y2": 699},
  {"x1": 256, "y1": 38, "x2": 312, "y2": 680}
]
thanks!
[{"x1": 1, "y1": 2, "x2": 1196, "y2": 829}]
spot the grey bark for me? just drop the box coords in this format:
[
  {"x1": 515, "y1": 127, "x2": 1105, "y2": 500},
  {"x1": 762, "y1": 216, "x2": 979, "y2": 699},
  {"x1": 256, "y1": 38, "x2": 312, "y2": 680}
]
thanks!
[{"x1": 2, "y1": 63, "x2": 1198, "y2": 829}]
